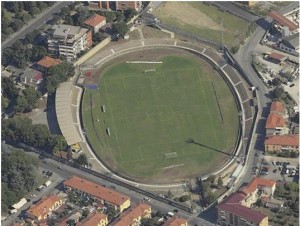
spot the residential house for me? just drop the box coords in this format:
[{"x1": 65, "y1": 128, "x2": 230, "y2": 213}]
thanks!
[
  {"x1": 63, "y1": 176, "x2": 130, "y2": 212},
  {"x1": 77, "y1": 212, "x2": 108, "y2": 226},
  {"x1": 19, "y1": 68, "x2": 43, "y2": 89},
  {"x1": 26, "y1": 195, "x2": 64, "y2": 222},
  {"x1": 264, "y1": 134, "x2": 299, "y2": 152},
  {"x1": 270, "y1": 101, "x2": 285, "y2": 115},
  {"x1": 268, "y1": 11, "x2": 298, "y2": 32},
  {"x1": 2, "y1": 65, "x2": 23, "y2": 81},
  {"x1": 36, "y1": 56, "x2": 62, "y2": 73},
  {"x1": 280, "y1": 32, "x2": 299, "y2": 56},
  {"x1": 113, "y1": 203, "x2": 151, "y2": 226},
  {"x1": 261, "y1": 197, "x2": 284, "y2": 210},
  {"x1": 116, "y1": 1, "x2": 141, "y2": 11},
  {"x1": 57, "y1": 210, "x2": 82, "y2": 226},
  {"x1": 48, "y1": 25, "x2": 92, "y2": 61},
  {"x1": 265, "y1": 112, "x2": 287, "y2": 135},
  {"x1": 267, "y1": 52, "x2": 288, "y2": 65},
  {"x1": 163, "y1": 216, "x2": 188, "y2": 226},
  {"x1": 239, "y1": 177, "x2": 276, "y2": 208},
  {"x1": 89, "y1": 1, "x2": 110, "y2": 10},
  {"x1": 217, "y1": 192, "x2": 268, "y2": 226},
  {"x1": 84, "y1": 14, "x2": 107, "y2": 33}
]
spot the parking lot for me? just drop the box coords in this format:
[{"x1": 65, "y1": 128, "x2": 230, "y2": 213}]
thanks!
[{"x1": 253, "y1": 155, "x2": 299, "y2": 183}]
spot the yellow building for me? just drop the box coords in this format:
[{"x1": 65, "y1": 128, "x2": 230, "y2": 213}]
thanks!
[
  {"x1": 64, "y1": 176, "x2": 130, "y2": 212},
  {"x1": 26, "y1": 195, "x2": 64, "y2": 222},
  {"x1": 113, "y1": 203, "x2": 151, "y2": 226}
]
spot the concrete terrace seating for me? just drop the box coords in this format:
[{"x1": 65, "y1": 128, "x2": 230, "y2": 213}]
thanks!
[
  {"x1": 222, "y1": 65, "x2": 241, "y2": 85},
  {"x1": 244, "y1": 119, "x2": 253, "y2": 138},
  {"x1": 203, "y1": 49, "x2": 227, "y2": 67},
  {"x1": 243, "y1": 100, "x2": 252, "y2": 120},
  {"x1": 235, "y1": 83, "x2": 249, "y2": 102}
]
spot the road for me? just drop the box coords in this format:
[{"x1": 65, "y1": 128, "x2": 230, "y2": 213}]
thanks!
[
  {"x1": 1, "y1": 1, "x2": 71, "y2": 50},
  {"x1": 16, "y1": 151, "x2": 214, "y2": 226},
  {"x1": 209, "y1": 2, "x2": 260, "y2": 22},
  {"x1": 233, "y1": 2, "x2": 299, "y2": 188}
]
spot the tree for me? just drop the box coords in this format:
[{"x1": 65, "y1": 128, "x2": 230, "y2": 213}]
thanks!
[
  {"x1": 29, "y1": 7, "x2": 40, "y2": 16},
  {"x1": 208, "y1": 175, "x2": 215, "y2": 184},
  {"x1": 77, "y1": 154, "x2": 88, "y2": 166},
  {"x1": 106, "y1": 206, "x2": 118, "y2": 220},
  {"x1": 2, "y1": 96, "x2": 9, "y2": 112},
  {"x1": 205, "y1": 191, "x2": 216, "y2": 204},
  {"x1": 167, "y1": 190, "x2": 174, "y2": 198},
  {"x1": 272, "y1": 78, "x2": 282, "y2": 86},
  {"x1": 31, "y1": 124, "x2": 51, "y2": 147},
  {"x1": 23, "y1": 87, "x2": 41, "y2": 110},
  {"x1": 30, "y1": 45, "x2": 47, "y2": 62},
  {"x1": 141, "y1": 218, "x2": 157, "y2": 226},
  {"x1": 112, "y1": 22, "x2": 128, "y2": 37},
  {"x1": 115, "y1": 11, "x2": 125, "y2": 22},
  {"x1": 179, "y1": 195, "x2": 190, "y2": 202},
  {"x1": 14, "y1": 96, "x2": 28, "y2": 113},
  {"x1": 47, "y1": 135, "x2": 67, "y2": 154},
  {"x1": 124, "y1": 8, "x2": 137, "y2": 22},
  {"x1": 217, "y1": 176, "x2": 223, "y2": 187},
  {"x1": 256, "y1": 199, "x2": 263, "y2": 207},
  {"x1": 93, "y1": 32, "x2": 106, "y2": 43},
  {"x1": 273, "y1": 87, "x2": 286, "y2": 99},
  {"x1": 1, "y1": 77, "x2": 19, "y2": 100},
  {"x1": 11, "y1": 19, "x2": 23, "y2": 31}
]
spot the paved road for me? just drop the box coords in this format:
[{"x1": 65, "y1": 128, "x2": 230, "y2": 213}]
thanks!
[
  {"x1": 209, "y1": 2, "x2": 260, "y2": 22},
  {"x1": 1, "y1": 1, "x2": 71, "y2": 50},
  {"x1": 233, "y1": 2, "x2": 299, "y2": 188},
  {"x1": 20, "y1": 151, "x2": 214, "y2": 225}
]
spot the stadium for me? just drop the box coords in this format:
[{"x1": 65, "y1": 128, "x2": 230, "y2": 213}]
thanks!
[{"x1": 79, "y1": 43, "x2": 247, "y2": 184}]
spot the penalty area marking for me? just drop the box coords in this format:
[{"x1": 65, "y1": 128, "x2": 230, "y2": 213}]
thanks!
[
  {"x1": 162, "y1": 164, "x2": 185, "y2": 170},
  {"x1": 126, "y1": 61, "x2": 163, "y2": 64}
]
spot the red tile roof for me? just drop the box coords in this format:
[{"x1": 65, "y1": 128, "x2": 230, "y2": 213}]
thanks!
[
  {"x1": 63, "y1": 176, "x2": 130, "y2": 206},
  {"x1": 113, "y1": 203, "x2": 151, "y2": 226},
  {"x1": 269, "y1": 52, "x2": 286, "y2": 61},
  {"x1": 37, "y1": 56, "x2": 62, "y2": 68},
  {"x1": 217, "y1": 192, "x2": 267, "y2": 224},
  {"x1": 268, "y1": 11, "x2": 298, "y2": 31},
  {"x1": 240, "y1": 177, "x2": 276, "y2": 194},
  {"x1": 27, "y1": 195, "x2": 62, "y2": 218},
  {"x1": 265, "y1": 113, "x2": 285, "y2": 129},
  {"x1": 264, "y1": 135, "x2": 299, "y2": 146},
  {"x1": 78, "y1": 212, "x2": 107, "y2": 226},
  {"x1": 163, "y1": 216, "x2": 188, "y2": 226},
  {"x1": 84, "y1": 14, "x2": 106, "y2": 27},
  {"x1": 270, "y1": 101, "x2": 285, "y2": 113}
]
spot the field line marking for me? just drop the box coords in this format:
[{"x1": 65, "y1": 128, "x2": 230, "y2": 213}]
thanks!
[
  {"x1": 244, "y1": 117, "x2": 253, "y2": 122},
  {"x1": 220, "y1": 64, "x2": 227, "y2": 69},
  {"x1": 201, "y1": 48, "x2": 206, "y2": 54},
  {"x1": 110, "y1": 49, "x2": 115, "y2": 54},
  {"x1": 103, "y1": 79, "x2": 123, "y2": 160},
  {"x1": 242, "y1": 99, "x2": 250, "y2": 103},
  {"x1": 234, "y1": 81, "x2": 242, "y2": 86}
]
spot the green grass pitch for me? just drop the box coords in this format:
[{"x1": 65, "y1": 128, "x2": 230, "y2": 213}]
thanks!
[{"x1": 82, "y1": 55, "x2": 239, "y2": 181}]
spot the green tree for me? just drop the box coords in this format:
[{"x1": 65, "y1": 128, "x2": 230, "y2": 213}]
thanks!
[
  {"x1": 11, "y1": 19, "x2": 24, "y2": 31},
  {"x1": 272, "y1": 78, "x2": 282, "y2": 86},
  {"x1": 23, "y1": 87, "x2": 41, "y2": 111},
  {"x1": 14, "y1": 96, "x2": 28, "y2": 113},
  {"x1": 30, "y1": 45, "x2": 47, "y2": 62},
  {"x1": 32, "y1": 124, "x2": 51, "y2": 147},
  {"x1": 47, "y1": 135, "x2": 67, "y2": 153},
  {"x1": 106, "y1": 206, "x2": 118, "y2": 220},
  {"x1": 115, "y1": 11, "x2": 125, "y2": 22},
  {"x1": 93, "y1": 32, "x2": 106, "y2": 43},
  {"x1": 208, "y1": 175, "x2": 216, "y2": 184},
  {"x1": 2, "y1": 96, "x2": 9, "y2": 112},
  {"x1": 112, "y1": 22, "x2": 128, "y2": 37},
  {"x1": 217, "y1": 176, "x2": 223, "y2": 187},
  {"x1": 124, "y1": 8, "x2": 137, "y2": 22},
  {"x1": 1, "y1": 77, "x2": 19, "y2": 100},
  {"x1": 29, "y1": 7, "x2": 40, "y2": 16},
  {"x1": 179, "y1": 195, "x2": 190, "y2": 202},
  {"x1": 77, "y1": 154, "x2": 88, "y2": 166},
  {"x1": 256, "y1": 199, "x2": 263, "y2": 207},
  {"x1": 273, "y1": 86, "x2": 286, "y2": 99},
  {"x1": 141, "y1": 218, "x2": 157, "y2": 226}
]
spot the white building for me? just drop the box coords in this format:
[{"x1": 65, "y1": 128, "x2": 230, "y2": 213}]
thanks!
[
  {"x1": 48, "y1": 25, "x2": 93, "y2": 61},
  {"x1": 279, "y1": 32, "x2": 299, "y2": 56}
]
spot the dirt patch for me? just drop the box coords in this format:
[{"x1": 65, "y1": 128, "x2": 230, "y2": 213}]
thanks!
[
  {"x1": 142, "y1": 26, "x2": 171, "y2": 39},
  {"x1": 154, "y1": 2, "x2": 222, "y2": 31}
]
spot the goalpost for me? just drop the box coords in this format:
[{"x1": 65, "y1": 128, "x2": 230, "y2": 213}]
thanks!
[
  {"x1": 144, "y1": 69, "x2": 156, "y2": 75},
  {"x1": 164, "y1": 152, "x2": 178, "y2": 159}
]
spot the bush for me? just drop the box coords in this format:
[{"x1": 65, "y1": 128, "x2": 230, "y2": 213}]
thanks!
[{"x1": 179, "y1": 195, "x2": 190, "y2": 202}]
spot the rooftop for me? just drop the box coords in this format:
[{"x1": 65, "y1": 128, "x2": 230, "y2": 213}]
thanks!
[
  {"x1": 113, "y1": 203, "x2": 151, "y2": 226},
  {"x1": 37, "y1": 56, "x2": 62, "y2": 68},
  {"x1": 27, "y1": 195, "x2": 62, "y2": 218},
  {"x1": 163, "y1": 216, "x2": 188, "y2": 226},
  {"x1": 268, "y1": 52, "x2": 286, "y2": 61},
  {"x1": 63, "y1": 176, "x2": 130, "y2": 206},
  {"x1": 283, "y1": 32, "x2": 299, "y2": 49},
  {"x1": 77, "y1": 212, "x2": 107, "y2": 226},
  {"x1": 21, "y1": 68, "x2": 43, "y2": 82},
  {"x1": 268, "y1": 11, "x2": 298, "y2": 31},
  {"x1": 265, "y1": 113, "x2": 285, "y2": 129},
  {"x1": 84, "y1": 14, "x2": 106, "y2": 27},
  {"x1": 51, "y1": 24, "x2": 88, "y2": 39},
  {"x1": 217, "y1": 192, "x2": 267, "y2": 224},
  {"x1": 240, "y1": 177, "x2": 276, "y2": 194},
  {"x1": 270, "y1": 101, "x2": 285, "y2": 113},
  {"x1": 264, "y1": 134, "x2": 299, "y2": 146}
]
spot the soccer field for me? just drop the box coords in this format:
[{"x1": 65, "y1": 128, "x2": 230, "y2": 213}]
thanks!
[{"x1": 82, "y1": 55, "x2": 239, "y2": 182}]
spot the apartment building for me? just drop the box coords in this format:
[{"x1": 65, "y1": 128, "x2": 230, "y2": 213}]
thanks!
[
  {"x1": 113, "y1": 203, "x2": 151, "y2": 226},
  {"x1": 48, "y1": 25, "x2": 92, "y2": 61},
  {"x1": 77, "y1": 212, "x2": 108, "y2": 226},
  {"x1": 26, "y1": 195, "x2": 64, "y2": 222},
  {"x1": 63, "y1": 176, "x2": 130, "y2": 212},
  {"x1": 264, "y1": 134, "x2": 299, "y2": 152},
  {"x1": 163, "y1": 216, "x2": 188, "y2": 226},
  {"x1": 116, "y1": 1, "x2": 141, "y2": 11},
  {"x1": 217, "y1": 192, "x2": 268, "y2": 226}
]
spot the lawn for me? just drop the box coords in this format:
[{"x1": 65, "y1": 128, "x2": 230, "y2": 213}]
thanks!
[
  {"x1": 81, "y1": 55, "x2": 239, "y2": 182},
  {"x1": 154, "y1": 2, "x2": 251, "y2": 47}
]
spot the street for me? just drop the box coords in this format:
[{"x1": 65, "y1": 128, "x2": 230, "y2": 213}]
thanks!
[{"x1": 1, "y1": 1, "x2": 71, "y2": 50}]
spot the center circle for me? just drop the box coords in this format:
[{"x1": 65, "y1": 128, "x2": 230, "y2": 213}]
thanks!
[{"x1": 81, "y1": 49, "x2": 239, "y2": 183}]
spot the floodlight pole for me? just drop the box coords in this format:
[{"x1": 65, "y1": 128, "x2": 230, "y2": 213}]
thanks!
[{"x1": 221, "y1": 18, "x2": 224, "y2": 53}]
